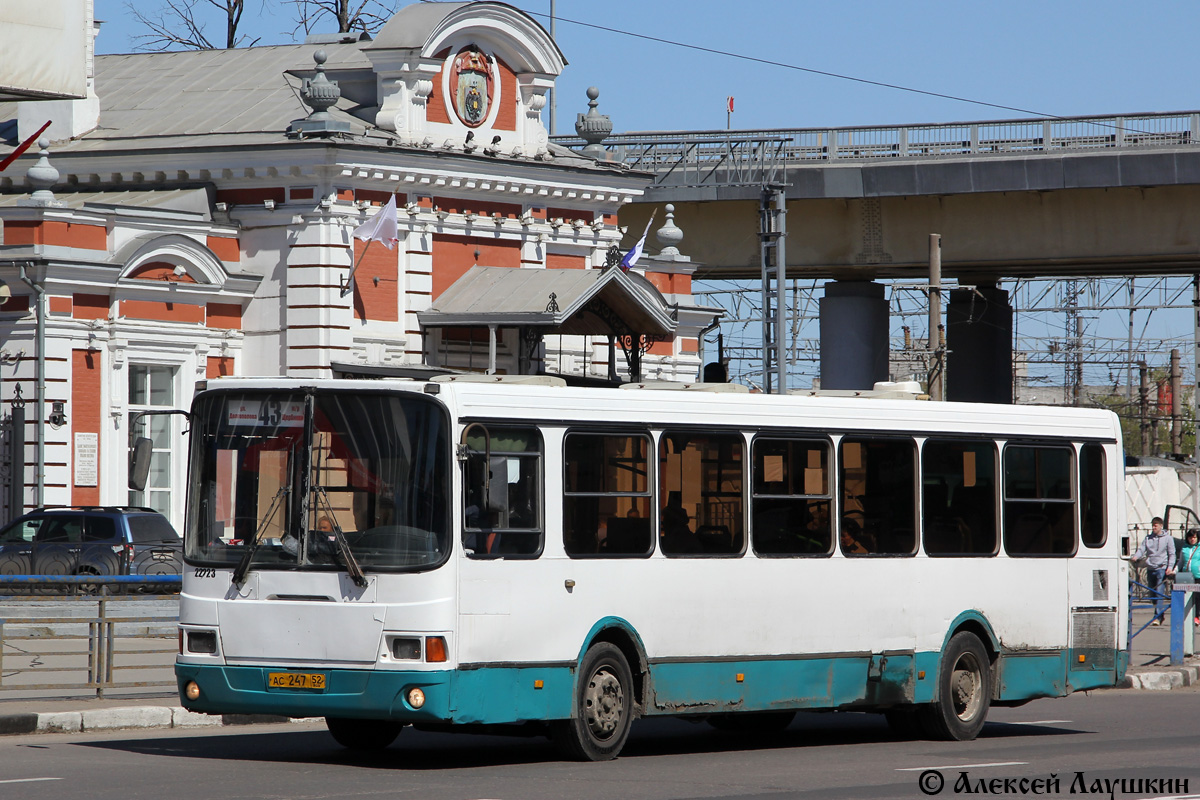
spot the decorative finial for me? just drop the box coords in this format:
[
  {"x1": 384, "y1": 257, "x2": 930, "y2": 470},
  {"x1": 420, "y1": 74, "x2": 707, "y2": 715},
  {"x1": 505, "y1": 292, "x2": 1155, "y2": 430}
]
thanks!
[
  {"x1": 656, "y1": 203, "x2": 684, "y2": 256},
  {"x1": 288, "y1": 49, "x2": 351, "y2": 137},
  {"x1": 22, "y1": 139, "x2": 64, "y2": 208},
  {"x1": 575, "y1": 86, "x2": 613, "y2": 162}
]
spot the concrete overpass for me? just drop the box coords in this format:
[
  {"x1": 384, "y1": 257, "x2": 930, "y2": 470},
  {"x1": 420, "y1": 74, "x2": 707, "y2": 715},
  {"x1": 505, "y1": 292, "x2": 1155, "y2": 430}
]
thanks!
[
  {"x1": 555, "y1": 112, "x2": 1200, "y2": 399},
  {"x1": 558, "y1": 111, "x2": 1200, "y2": 281}
]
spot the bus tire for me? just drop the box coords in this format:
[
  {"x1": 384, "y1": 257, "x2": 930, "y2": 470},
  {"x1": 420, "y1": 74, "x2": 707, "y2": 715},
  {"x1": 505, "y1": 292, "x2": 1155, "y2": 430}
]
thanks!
[
  {"x1": 551, "y1": 642, "x2": 635, "y2": 761},
  {"x1": 921, "y1": 631, "x2": 991, "y2": 741},
  {"x1": 707, "y1": 710, "x2": 795, "y2": 733},
  {"x1": 325, "y1": 717, "x2": 403, "y2": 751}
]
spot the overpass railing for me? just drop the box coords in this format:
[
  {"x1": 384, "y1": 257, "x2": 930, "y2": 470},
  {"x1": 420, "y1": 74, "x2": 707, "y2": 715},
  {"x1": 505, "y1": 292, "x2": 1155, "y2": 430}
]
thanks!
[{"x1": 553, "y1": 111, "x2": 1200, "y2": 186}]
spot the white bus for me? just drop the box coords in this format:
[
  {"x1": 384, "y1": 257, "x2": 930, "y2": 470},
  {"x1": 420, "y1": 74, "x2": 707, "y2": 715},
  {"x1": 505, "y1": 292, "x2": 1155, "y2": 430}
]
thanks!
[{"x1": 174, "y1": 376, "x2": 1127, "y2": 760}]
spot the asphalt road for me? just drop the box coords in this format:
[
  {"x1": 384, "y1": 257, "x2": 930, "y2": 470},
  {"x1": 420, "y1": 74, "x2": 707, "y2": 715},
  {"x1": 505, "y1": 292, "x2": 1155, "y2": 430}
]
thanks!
[{"x1": 2, "y1": 687, "x2": 1198, "y2": 800}]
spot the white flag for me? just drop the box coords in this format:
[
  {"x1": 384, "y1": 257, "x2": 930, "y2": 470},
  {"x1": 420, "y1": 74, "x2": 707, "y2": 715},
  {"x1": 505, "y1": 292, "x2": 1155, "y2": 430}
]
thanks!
[{"x1": 351, "y1": 194, "x2": 399, "y2": 249}]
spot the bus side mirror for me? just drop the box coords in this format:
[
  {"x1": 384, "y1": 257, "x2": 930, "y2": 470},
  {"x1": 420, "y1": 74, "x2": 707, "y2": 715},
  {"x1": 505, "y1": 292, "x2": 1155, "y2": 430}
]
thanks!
[{"x1": 129, "y1": 437, "x2": 153, "y2": 491}]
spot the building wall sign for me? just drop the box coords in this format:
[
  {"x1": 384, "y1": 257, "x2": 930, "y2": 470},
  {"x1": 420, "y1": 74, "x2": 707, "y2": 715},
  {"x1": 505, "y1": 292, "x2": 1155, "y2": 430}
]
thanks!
[
  {"x1": 74, "y1": 432, "x2": 98, "y2": 487},
  {"x1": 451, "y1": 46, "x2": 493, "y2": 127}
]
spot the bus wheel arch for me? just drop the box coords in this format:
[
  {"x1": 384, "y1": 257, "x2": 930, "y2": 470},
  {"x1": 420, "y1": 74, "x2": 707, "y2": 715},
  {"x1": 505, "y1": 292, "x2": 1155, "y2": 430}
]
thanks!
[
  {"x1": 577, "y1": 619, "x2": 649, "y2": 714},
  {"x1": 943, "y1": 613, "x2": 1001, "y2": 698},
  {"x1": 587, "y1": 626, "x2": 648, "y2": 714}
]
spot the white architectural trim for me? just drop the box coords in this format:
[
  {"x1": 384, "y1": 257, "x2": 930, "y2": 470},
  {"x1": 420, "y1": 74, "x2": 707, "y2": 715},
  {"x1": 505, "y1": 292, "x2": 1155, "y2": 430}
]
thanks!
[{"x1": 114, "y1": 233, "x2": 228, "y2": 287}]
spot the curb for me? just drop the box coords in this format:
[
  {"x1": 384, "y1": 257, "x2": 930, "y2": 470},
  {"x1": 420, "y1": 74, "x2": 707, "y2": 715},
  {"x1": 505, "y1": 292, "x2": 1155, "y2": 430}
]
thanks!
[
  {"x1": 0, "y1": 706, "x2": 314, "y2": 736},
  {"x1": 1119, "y1": 664, "x2": 1200, "y2": 690}
]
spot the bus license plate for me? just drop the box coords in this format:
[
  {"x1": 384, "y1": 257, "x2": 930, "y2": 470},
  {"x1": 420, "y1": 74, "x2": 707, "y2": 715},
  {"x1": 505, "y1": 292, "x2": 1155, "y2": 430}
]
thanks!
[{"x1": 267, "y1": 672, "x2": 326, "y2": 690}]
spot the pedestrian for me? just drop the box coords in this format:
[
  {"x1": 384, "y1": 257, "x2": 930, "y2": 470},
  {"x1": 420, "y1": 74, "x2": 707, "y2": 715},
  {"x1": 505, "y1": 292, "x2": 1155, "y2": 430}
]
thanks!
[
  {"x1": 1180, "y1": 528, "x2": 1200, "y2": 624},
  {"x1": 1133, "y1": 517, "x2": 1176, "y2": 626}
]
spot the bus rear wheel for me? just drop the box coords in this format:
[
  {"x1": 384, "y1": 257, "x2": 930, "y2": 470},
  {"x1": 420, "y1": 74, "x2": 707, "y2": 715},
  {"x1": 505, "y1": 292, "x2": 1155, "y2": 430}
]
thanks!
[
  {"x1": 921, "y1": 631, "x2": 991, "y2": 741},
  {"x1": 551, "y1": 643, "x2": 635, "y2": 761},
  {"x1": 325, "y1": 717, "x2": 403, "y2": 751}
]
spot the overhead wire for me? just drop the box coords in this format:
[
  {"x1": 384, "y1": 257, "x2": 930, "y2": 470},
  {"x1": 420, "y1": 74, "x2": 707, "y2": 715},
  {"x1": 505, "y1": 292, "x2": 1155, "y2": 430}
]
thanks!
[{"x1": 518, "y1": 6, "x2": 1165, "y2": 136}]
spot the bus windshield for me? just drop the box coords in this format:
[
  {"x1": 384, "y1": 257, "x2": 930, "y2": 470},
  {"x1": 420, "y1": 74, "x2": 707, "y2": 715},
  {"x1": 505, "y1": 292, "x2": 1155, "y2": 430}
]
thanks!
[{"x1": 186, "y1": 390, "x2": 450, "y2": 572}]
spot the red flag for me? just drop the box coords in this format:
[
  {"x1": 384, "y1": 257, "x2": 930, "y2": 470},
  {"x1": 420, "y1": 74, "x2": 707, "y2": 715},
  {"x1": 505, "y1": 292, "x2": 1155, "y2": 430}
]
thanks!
[
  {"x1": 727, "y1": 96, "x2": 734, "y2": 113},
  {"x1": 0, "y1": 120, "x2": 52, "y2": 174}
]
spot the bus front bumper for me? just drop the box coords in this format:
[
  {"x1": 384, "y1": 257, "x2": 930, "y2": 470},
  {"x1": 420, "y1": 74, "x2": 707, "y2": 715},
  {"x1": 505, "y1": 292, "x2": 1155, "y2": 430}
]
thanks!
[{"x1": 176, "y1": 663, "x2": 452, "y2": 722}]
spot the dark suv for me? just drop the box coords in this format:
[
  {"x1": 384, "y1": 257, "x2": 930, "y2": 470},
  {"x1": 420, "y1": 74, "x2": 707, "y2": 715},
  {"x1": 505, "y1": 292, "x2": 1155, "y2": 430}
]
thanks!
[{"x1": 0, "y1": 507, "x2": 182, "y2": 585}]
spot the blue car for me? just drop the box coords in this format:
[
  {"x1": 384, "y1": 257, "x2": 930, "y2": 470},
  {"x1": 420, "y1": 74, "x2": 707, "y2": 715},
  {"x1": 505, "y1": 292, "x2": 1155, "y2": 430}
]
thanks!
[{"x1": 0, "y1": 507, "x2": 181, "y2": 590}]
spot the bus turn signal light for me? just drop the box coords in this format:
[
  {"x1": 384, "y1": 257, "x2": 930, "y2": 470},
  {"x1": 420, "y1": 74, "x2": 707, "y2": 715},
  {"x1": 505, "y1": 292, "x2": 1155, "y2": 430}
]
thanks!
[{"x1": 425, "y1": 636, "x2": 447, "y2": 662}]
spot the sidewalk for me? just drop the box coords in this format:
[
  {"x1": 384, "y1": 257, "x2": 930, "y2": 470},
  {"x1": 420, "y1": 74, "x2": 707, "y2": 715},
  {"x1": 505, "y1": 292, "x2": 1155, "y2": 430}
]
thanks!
[
  {"x1": 1119, "y1": 606, "x2": 1200, "y2": 690},
  {"x1": 1, "y1": 609, "x2": 1195, "y2": 737}
]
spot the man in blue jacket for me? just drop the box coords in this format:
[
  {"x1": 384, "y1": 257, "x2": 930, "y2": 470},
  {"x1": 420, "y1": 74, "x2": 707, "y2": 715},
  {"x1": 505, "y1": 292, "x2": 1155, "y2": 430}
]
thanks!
[{"x1": 1134, "y1": 517, "x2": 1176, "y2": 625}]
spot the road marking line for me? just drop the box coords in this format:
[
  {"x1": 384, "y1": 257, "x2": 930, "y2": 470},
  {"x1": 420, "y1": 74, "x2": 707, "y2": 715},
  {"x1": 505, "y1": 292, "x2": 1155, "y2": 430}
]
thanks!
[
  {"x1": 897, "y1": 762, "x2": 1028, "y2": 771},
  {"x1": 0, "y1": 778, "x2": 62, "y2": 785},
  {"x1": 1008, "y1": 719, "x2": 1070, "y2": 725}
]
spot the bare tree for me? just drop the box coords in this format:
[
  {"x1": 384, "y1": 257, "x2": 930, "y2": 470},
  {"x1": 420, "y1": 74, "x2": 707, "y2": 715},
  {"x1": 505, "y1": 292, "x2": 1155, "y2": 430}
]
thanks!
[
  {"x1": 128, "y1": 0, "x2": 264, "y2": 51},
  {"x1": 288, "y1": 0, "x2": 398, "y2": 36}
]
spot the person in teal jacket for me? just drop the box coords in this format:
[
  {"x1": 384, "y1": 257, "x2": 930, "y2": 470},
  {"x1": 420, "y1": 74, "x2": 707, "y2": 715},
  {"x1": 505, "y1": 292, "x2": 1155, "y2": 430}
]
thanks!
[{"x1": 1180, "y1": 529, "x2": 1200, "y2": 624}]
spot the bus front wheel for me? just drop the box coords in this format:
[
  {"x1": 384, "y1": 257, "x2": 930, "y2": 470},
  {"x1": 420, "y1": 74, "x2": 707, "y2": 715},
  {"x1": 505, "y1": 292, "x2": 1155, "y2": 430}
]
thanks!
[
  {"x1": 325, "y1": 717, "x2": 403, "y2": 751},
  {"x1": 921, "y1": 631, "x2": 991, "y2": 741},
  {"x1": 551, "y1": 642, "x2": 635, "y2": 761}
]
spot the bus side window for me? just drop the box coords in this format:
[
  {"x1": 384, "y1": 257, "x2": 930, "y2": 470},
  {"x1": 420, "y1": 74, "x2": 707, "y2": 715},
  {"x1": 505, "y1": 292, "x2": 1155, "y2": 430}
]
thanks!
[
  {"x1": 1003, "y1": 444, "x2": 1076, "y2": 556},
  {"x1": 659, "y1": 430, "x2": 744, "y2": 557},
  {"x1": 750, "y1": 437, "x2": 832, "y2": 556},
  {"x1": 839, "y1": 437, "x2": 917, "y2": 556},
  {"x1": 1079, "y1": 443, "x2": 1106, "y2": 548},
  {"x1": 563, "y1": 432, "x2": 652, "y2": 558},
  {"x1": 462, "y1": 426, "x2": 543, "y2": 558},
  {"x1": 921, "y1": 439, "x2": 998, "y2": 556}
]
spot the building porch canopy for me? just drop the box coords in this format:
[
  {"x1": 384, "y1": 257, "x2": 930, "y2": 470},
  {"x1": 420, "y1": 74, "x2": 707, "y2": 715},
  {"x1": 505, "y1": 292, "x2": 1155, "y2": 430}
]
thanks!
[{"x1": 418, "y1": 265, "x2": 678, "y2": 337}]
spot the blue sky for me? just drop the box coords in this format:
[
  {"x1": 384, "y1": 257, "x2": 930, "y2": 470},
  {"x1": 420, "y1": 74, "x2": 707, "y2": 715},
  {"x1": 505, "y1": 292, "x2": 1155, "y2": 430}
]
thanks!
[
  {"x1": 95, "y1": 0, "x2": 1200, "y2": 135},
  {"x1": 91, "y1": 1, "x2": 1199, "y2": 388}
]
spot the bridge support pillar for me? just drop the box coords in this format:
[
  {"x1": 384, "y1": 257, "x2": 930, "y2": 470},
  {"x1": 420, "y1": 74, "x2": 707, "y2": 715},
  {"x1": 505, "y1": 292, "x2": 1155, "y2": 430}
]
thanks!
[
  {"x1": 946, "y1": 285, "x2": 1013, "y2": 403},
  {"x1": 819, "y1": 281, "x2": 888, "y2": 390}
]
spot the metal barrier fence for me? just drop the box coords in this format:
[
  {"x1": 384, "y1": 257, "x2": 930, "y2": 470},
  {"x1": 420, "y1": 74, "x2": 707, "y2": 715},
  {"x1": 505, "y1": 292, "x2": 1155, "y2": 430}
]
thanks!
[
  {"x1": 0, "y1": 576, "x2": 180, "y2": 698},
  {"x1": 1128, "y1": 577, "x2": 1165, "y2": 648}
]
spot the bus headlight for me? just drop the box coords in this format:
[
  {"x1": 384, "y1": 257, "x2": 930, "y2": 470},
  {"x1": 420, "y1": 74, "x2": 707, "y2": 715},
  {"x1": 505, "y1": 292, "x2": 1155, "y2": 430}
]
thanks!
[
  {"x1": 407, "y1": 687, "x2": 426, "y2": 709},
  {"x1": 185, "y1": 681, "x2": 201, "y2": 701}
]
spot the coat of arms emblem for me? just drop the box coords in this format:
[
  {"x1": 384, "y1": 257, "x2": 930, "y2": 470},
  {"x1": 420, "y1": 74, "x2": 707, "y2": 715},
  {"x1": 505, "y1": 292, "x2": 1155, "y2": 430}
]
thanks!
[{"x1": 451, "y1": 46, "x2": 493, "y2": 128}]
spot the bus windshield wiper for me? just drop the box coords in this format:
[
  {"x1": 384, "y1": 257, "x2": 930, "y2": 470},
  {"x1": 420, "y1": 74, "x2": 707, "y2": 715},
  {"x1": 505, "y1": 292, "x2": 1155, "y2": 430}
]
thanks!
[
  {"x1": 231, "y1": 486, "x2": 289, "y2": 588},
  {"x1": 314, "y1": 486, "x2": 368, "y2": 588}
]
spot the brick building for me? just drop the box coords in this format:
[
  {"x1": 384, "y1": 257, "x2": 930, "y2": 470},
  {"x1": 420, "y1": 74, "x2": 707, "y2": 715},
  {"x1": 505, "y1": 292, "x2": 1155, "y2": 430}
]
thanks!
[{"x1": 0, "y1": 2, "x2": 721, "y2": 528}]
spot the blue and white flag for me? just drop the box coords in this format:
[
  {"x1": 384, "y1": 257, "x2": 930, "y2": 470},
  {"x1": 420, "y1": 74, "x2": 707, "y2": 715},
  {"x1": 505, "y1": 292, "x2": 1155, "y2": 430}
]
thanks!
[{"x1": 619, "y1": 211, "x2": 656, "y2": 270}]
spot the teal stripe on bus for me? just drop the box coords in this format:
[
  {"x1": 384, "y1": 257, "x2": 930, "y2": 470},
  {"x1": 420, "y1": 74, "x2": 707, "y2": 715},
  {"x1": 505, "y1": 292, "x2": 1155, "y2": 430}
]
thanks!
[{"x1": 178, "y1": 645, "x2": 1117, "y2": 725}]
